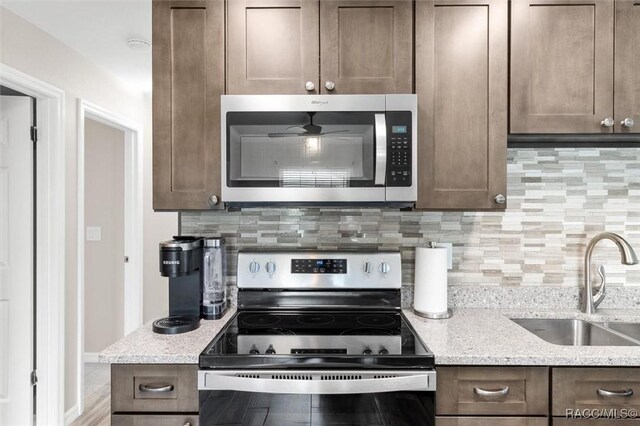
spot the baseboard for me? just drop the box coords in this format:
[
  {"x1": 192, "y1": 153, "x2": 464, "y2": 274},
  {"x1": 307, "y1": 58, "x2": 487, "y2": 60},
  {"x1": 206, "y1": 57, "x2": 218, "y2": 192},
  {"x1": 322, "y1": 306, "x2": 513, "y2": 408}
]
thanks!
[
  {"x1": 64, "y1": 404, "x2": 80, "y2": 425},
  {"x1": 83, "y1": 352, "x2": 100, "y2": 363}
]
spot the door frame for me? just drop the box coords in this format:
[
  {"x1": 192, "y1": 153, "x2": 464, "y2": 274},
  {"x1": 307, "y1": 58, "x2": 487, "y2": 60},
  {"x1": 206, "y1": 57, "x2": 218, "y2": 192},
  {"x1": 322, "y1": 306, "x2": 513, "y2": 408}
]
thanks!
[
  {"x1": 76, "y1": 99, "x2": 143, "y2": 414},
  {"x1": 0, "y1": 63, "x2": 66, "y2": 425}
]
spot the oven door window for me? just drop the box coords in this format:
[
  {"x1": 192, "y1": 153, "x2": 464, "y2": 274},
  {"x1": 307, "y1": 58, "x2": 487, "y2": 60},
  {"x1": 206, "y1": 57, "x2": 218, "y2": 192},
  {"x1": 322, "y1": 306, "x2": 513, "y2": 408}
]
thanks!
[
  {"x1": 227, "y1": 112, "x2": 377, "y2": 188},
  {"x1": 200, "y1": 390, "x2": 434, "y2": 426}
]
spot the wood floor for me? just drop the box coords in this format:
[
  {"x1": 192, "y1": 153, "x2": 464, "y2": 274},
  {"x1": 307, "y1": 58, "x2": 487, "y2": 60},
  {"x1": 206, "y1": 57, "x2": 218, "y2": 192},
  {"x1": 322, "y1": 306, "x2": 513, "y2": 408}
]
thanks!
[{"x1": 69, "y1": 383, "x2": 111, "y2": 426}]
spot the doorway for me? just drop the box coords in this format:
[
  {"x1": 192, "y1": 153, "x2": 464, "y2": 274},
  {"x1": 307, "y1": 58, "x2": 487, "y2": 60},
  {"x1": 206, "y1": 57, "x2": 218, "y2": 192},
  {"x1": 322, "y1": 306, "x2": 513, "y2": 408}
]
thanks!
[
  {"x1": 76, "y1": 100, "x2": 143, "y2": 417},
  {"x1": 0, "y1": 63, "x2": 66, "y2": 425},
  {"x1": 0, "y1": 86, "x2": 36, "y2": 425}
]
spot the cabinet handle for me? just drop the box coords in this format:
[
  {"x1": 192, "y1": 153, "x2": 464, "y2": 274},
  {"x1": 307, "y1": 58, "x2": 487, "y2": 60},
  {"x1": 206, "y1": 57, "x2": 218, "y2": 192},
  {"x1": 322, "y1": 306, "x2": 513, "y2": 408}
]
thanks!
[
  {"x1": 208, "y1": 195, "x2": 219, "y2": 207},
  {"x1": 597, "y1": 388, "x2": 634, "y2": 397},
  {"x1": 601, "y1": 117, "x2": 615, "y2": 128},
  {"x1": 621, "y1": 118, "x2": 635, "y2": 128},
  {"x1": 494, "y1": 194, "x2": 506, "y2": 204},
  {"x1": 324, "y1": 80, "x2": 336, "y2": 91},
  {"x1": 473, "y1": 386, "x2": 510, "y2": 397},
  {"x1": 305, "y1": 81, "x2": 315, "y2": 91},
  {"x1": 138, "y1": 383, "x2": 175, "y2": 393}
]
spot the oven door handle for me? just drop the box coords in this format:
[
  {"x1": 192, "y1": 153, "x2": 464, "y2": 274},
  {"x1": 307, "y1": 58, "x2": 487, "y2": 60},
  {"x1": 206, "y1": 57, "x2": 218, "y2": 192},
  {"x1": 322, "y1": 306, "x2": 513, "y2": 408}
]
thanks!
[
  {"x1": 198, "y1": 371, "x2": 435, "y2": 394},
  {"x1": 374, "y1": 113, "x2": 387, "y2": 186}
]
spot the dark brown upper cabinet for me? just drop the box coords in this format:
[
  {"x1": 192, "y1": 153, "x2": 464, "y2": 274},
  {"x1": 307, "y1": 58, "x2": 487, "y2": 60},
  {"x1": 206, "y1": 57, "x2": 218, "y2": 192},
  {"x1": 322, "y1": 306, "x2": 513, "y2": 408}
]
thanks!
[
  {"x1": 152, "y1": 0, "x2": 224, "y2": 210},
  {"x1": 510, "y1": 0, "x2": 615, "y2": 134},
  {"x1": 614, "y1": 0, "x2": 640, "y2": 134},
  {"x1": 226, "y1": 0, "x2": 320, "y2": 95},
  {"x1": 226, "y1": 0, "x2": 413, "y2": 95},
  {"x1": 415, "y1": 0, "x2": 508, "y2": 210},
  {"x1": 319, "y1": 0, "x2": 413, "y2": 94}
]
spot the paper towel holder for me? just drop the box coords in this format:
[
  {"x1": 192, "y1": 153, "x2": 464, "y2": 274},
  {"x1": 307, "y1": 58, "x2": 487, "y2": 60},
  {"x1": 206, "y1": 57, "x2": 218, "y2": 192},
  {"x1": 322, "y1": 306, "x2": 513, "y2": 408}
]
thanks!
[
  {"x1": 414, "y1": 308, "x2": 453, "y2": 319},
  {"x1": 414, "y1": 241, "x2": 453, "y2": 319}
]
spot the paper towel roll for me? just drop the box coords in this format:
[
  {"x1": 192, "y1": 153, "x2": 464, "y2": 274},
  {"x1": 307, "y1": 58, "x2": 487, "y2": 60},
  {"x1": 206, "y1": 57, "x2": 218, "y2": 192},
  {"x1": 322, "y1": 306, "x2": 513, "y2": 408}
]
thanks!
[{"x1": 414, "y1": 246, "x2": 449, "y2": 317}]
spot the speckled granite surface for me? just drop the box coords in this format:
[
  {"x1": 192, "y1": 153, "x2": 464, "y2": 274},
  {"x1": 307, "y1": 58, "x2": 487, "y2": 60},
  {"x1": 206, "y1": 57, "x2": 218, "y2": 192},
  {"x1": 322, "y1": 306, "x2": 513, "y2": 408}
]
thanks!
[
  {"x1": 99, "y1": 309, "x2": 235, "y2": 364},
  {"x1": 404, "y1": 308, "x2": 640, "y2": 366},
  {"x1": 101, "y1": 307, "x2": 640, "y2": 366}
]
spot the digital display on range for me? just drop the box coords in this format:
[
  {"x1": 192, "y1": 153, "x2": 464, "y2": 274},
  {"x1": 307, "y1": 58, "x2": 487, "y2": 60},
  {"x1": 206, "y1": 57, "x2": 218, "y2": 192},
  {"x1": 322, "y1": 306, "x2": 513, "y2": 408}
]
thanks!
[{"x1": 292, "y1": 259, "x2": 347, "y2": 274}]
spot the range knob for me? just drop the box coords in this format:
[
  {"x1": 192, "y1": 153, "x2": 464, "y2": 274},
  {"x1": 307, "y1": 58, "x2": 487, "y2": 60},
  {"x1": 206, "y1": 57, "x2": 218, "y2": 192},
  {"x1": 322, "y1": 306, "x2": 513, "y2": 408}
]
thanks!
[
  {"x1": 265, "y1": 345, "x2": 276, "y2": 355},
  {"x1": 265, "y1": 261, "x2": 277, "y2": 275},
  {"x1": 362, "y1": 261, "x2": 373, "y2": 274},
  {"x1": 378, "y1": 262, "x2": 391, "y2": 275},
  {"x1": 362, "y1": 348, "x2": 373, "y2": 355},
  {"x1": 379, "y1": 348, "x2": 389, "y2": 355},
  {"x1": 249, "y1": 261, "x2": 260, "y2": 274},
  {"x1": 249, "y1": 346, "x2": 260, "y2": 355}
]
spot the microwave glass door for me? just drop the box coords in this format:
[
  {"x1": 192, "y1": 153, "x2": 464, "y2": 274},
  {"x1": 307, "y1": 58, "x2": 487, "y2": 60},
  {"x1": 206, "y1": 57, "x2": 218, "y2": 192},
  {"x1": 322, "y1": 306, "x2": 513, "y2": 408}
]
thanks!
[{"x1": 227, "y1": 112, "x2": 377, "y2": 188}]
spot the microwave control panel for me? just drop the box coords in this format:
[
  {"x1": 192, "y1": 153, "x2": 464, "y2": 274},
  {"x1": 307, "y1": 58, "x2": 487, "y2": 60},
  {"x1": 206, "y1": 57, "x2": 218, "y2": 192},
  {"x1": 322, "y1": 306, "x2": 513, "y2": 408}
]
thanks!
[{"x1": 385, "y1": 111, "x2": 412, "y2": 187}]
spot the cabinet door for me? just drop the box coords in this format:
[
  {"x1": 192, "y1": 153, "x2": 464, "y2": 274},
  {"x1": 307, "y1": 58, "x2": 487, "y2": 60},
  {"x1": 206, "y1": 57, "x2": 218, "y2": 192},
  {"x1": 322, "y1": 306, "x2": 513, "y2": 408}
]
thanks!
[
  {"x1": 415, "y1": 0, "x2": 507, "y2": 210},
  {"x1": 319, "y1": 0, "x2": 413, "y2": 94},
  {"x1": 510, "y1": 0, "x2": 614, "y2": 134},
  {"x1": 614, "y1": 0, "x2": 640, "y2": 134},
  {"x1": 436, "y1": 366, "x2": 549, "y2": 416},
  {"x1": 112, "y1": 415, "x2": 199, "y2": 426},
  {"x1": 552, "y1": 367, "x2": 640, "y2": 416},
  {"x1": 226, "y1": 0, "x2": 320, "y2": 94},
  {"x1": 153, "y1": 0, "x2": 224, "y2": 210}
]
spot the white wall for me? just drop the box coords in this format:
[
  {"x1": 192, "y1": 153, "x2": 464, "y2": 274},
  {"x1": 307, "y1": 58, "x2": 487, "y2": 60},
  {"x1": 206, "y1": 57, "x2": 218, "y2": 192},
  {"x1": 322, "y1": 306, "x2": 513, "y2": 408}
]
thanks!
[
  {"x1": 84, "y1": 118, "x2": 125, "y2": 353},
  {"x1": 0, "y1": 6, "x2": 177, "y2": 411}
]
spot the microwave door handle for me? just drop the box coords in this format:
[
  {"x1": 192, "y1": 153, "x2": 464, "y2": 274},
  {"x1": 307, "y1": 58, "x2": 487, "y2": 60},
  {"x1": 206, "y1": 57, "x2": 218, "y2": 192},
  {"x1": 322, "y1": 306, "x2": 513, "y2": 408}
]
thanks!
[{"x1": 374, "y1": 113, "x2": 387, "y2": 186}]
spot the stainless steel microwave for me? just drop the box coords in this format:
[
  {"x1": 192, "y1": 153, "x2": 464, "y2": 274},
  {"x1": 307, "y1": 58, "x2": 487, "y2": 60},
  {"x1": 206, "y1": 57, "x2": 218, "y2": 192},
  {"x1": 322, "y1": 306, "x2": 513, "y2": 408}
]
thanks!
[{"x1": 221, "y1": 94, "x2": 417, "y2": 206}]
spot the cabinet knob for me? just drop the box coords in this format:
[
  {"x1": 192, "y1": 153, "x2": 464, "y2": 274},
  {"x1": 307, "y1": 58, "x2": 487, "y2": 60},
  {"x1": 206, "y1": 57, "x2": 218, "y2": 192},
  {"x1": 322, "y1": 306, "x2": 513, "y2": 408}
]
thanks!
[
  {"x1": 494, "y1": 194, "x2": 506, "y2": 204},
  {"x1": 208, "y1": 195, "x2": 219, "y2": 206},
  {"x1": 601, "y1": 117, "x2": 615, "y2": 128},
  {"x1": 621, "y1": 117, "x2": 635, "y2": 128},
  {"x1": 305, "y1": 81, "x2": 315, "y2": 91},
  {"x1": 324, "y1": 80, "x2": 335, "y2": 91}
]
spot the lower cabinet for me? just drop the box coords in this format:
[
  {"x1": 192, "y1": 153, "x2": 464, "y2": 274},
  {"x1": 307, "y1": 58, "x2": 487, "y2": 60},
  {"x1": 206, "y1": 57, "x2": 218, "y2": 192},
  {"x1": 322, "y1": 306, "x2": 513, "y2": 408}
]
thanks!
[
  {"x1": 436, "y1": 366, "x2": 549, "y2": 417},
  {"x1": 437, "y1": 418, "x2": 547, "y2": 426},
  {"x1": 111, "y1": 364, "x2": 198, "y2": 423},
  {"x1": 112, "y1": 414, "x2": 199, "y2": 426},
  {"x1": 437, "y1": 366, "x2": 640, "y2": 425}
]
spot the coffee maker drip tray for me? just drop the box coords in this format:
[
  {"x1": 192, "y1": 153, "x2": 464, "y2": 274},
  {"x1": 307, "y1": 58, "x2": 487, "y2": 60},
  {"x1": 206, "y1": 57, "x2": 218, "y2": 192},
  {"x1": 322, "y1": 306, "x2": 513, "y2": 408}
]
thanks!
[{"x1": 152, "y1": 316, "x2": 201, "y2": 335}]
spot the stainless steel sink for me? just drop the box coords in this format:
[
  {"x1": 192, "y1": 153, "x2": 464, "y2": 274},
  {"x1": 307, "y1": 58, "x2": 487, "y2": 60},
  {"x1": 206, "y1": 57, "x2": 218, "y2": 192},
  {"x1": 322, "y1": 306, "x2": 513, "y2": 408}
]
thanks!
[
  {"x1": 598, "y1": 322, "x2": 640, "y2": 342},
  {"x1": 511, "y1": 318, "x2": 639, "y2": 346}
]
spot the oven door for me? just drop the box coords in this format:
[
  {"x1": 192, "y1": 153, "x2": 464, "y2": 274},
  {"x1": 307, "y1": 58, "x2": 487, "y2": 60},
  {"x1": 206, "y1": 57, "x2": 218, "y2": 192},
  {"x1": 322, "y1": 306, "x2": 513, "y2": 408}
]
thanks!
[
  {"x1": 223, "y1": 110, "x2": 387, "y2": 204},
  {"x1": 198, "y1": 370, "x2": 435, "y2": 426}
]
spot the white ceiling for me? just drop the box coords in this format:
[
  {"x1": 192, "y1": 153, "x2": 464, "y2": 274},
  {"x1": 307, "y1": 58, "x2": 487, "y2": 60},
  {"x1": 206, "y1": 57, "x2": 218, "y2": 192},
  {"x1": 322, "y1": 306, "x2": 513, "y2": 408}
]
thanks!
[{"x1": 2, "y1": 0, "x2": 152, "y2": 93}]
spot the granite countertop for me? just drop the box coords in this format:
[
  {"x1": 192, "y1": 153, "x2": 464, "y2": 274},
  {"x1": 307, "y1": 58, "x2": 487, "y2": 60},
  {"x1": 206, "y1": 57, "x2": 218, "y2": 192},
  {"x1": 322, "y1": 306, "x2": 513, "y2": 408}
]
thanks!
[
  {"x1": 100, "y1": 307, "x2": 640, "y2": 366},
  {"x1": 99, "y1": 309, "x2": 236, "y2": 364},
  {"x1": 403, "y1": 308, "x2": 640, "y2": 366}
]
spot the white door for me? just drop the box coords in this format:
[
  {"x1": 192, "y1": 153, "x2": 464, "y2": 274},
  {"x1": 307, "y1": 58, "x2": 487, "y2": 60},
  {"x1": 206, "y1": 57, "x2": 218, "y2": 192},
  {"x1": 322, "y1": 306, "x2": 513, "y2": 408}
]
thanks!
[{"x1": 0, "y1": 96, "x2": 34, "y2": 425}]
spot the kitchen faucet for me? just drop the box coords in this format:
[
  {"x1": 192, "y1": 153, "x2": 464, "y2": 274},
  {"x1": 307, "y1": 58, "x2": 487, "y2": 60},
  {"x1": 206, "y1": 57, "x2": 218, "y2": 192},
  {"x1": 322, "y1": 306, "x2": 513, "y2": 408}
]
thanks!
[{"x1": 582, "y1": 232, "x2": 638, "y2": 314}]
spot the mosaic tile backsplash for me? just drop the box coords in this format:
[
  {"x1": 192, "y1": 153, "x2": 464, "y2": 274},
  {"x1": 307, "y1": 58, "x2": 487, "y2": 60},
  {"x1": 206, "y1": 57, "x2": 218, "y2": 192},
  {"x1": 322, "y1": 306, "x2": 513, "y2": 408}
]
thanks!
[{"x1": 182, "y1": 148, "x2": 640, "y2": 307}]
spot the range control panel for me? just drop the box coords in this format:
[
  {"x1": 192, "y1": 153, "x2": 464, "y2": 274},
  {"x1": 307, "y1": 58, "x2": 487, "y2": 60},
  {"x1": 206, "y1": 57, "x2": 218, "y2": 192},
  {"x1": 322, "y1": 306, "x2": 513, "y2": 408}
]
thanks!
[
  {"x1": 237, "y1": 251, "x2": 402, "y2": 289},
  {"x1": 386, "y1": 111, "x2": 412, "y2": 187},
  {"x1": 292, "y1": 258, "x2": 347, "y2": 274}
]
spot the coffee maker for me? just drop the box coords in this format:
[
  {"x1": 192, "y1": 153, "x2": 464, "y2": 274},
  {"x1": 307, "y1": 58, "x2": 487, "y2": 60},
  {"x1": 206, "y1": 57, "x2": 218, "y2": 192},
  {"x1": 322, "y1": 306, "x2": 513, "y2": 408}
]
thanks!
[{"x1": 155, "y1": 236, "x2": 204, "y2": 334}]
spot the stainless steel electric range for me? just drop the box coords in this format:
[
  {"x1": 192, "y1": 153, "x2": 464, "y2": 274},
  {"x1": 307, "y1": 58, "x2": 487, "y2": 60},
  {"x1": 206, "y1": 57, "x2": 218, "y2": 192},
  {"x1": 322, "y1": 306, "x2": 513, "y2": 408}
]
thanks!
[{"x1": 198, "y1": 251, "x2": 435, "y2": 426}]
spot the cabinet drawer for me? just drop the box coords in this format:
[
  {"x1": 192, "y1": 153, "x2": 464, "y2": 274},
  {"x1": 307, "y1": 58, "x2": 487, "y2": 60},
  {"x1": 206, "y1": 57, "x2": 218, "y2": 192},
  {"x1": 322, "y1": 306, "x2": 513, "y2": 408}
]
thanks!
[
  {"x1": 437, "y1": 417, "x2": 548, "y2": 426},
  {"x1": 436, "y1": 366, "x2": 549, "y2": 416},
  {"x1": 554, "y1": 419, "x2": 640, "y2": 425},
  {"x1": 111, "y1": 364, "x2": 198, "y2": 413},
  {"x1": 553, "y1": 368, "x2": 640, "y2": 416},
  {"x1": 111, "y1": 414, "x2": 199, "y2": 426}
]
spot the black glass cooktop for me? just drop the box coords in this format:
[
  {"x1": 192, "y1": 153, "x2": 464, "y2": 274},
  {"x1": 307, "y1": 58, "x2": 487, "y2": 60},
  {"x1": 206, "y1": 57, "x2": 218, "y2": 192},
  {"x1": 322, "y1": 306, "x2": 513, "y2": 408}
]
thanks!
[{"x1": 199, "y1": 311, "x2": 434, "y2": 369}]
